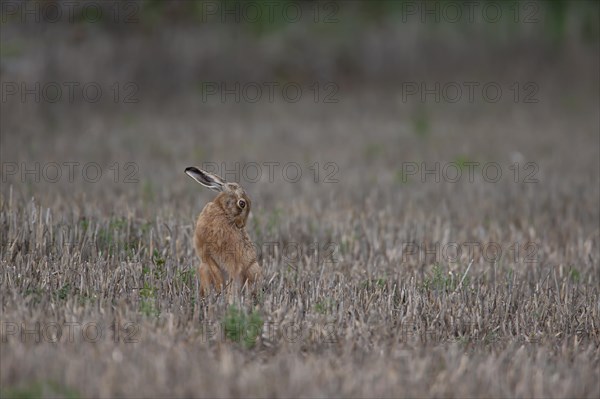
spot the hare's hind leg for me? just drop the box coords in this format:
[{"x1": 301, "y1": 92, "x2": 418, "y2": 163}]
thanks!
[
  {"x1": 198, "y1": 258, "x2": 224, "y2": 296},
  {"x1": 198, "y1": 262, "x2": 212, "y2": 297}
]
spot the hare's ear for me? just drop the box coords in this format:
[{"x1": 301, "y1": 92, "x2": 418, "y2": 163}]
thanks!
[{"x1": 185, "y1": 166, "x2": 226, "y2": 192}]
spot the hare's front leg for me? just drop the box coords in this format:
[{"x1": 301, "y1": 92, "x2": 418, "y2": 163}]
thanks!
[
  {"x1": 241, "y1": 262, "x2": 261, "y2": 288},
  {"x1": 198, "y1": 257, "x2": 224, "y2": 296}
]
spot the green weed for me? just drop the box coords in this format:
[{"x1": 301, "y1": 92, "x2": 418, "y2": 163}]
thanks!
[{"x1": 222, "y1": 305, "x2": 263, "y2": 349}]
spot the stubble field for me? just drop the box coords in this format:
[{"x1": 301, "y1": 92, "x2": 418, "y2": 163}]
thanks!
[{"x1": 1, "y1": 2, "x2": 599, "y2": 398}]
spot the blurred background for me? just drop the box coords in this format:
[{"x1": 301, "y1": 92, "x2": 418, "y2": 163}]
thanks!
[
  {"x1": 1, "y1": 0, "x2": 599, "y2": 239},
  {"x1": 1, "y1": 2, "x2": 599, "y2": 397}
]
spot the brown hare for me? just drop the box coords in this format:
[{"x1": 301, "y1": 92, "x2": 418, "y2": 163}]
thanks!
[{"x1": 185, "y1": 166, "x2": 261, "y2": 296}]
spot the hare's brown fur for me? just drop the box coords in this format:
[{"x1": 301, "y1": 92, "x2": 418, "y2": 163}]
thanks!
[{"x1": 186, "y1": 167, "x2": 261, "y2": 295}]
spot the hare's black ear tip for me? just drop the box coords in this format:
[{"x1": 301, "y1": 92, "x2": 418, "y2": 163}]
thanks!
[{"x1": 185, "y1": 166, "x2": 199, "y2": 174}]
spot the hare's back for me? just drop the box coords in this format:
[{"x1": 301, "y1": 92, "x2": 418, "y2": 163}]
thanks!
[{"x1": 195, "y1": 203, "x2": 224, "y2": 250}]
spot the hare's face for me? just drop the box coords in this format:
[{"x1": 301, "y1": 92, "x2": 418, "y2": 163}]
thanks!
[
  {"x1": 185, "y1": 166, "x2": 252, "y2": 228},
  {"x1": 217, "y1": 184, "x2": 251, "y2": 228}
]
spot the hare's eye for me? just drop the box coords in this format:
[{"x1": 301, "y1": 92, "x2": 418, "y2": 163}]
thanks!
[{"x1": 238, "y1": 199, "x2": 246, "y2": 209}]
